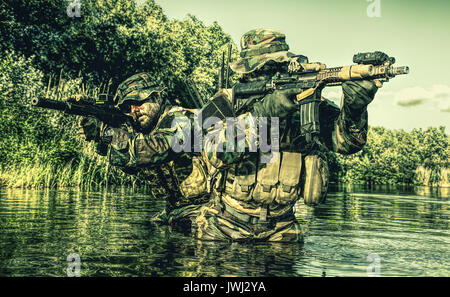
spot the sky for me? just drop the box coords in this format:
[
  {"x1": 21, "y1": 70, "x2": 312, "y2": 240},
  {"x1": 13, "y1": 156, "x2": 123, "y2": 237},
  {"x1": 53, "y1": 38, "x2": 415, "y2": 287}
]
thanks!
[{"x1": 152, "y1": 0, "x2": 450, "y2": 131}]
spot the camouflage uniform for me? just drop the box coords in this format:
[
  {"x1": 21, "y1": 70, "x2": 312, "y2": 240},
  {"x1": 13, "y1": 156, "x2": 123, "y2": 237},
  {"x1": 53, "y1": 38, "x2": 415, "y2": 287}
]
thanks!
[
  {"x1": 79, "y1": 73, "x2": 210, "y2": 231},
  {"x1": 190, "y1": 29, "x2": 378, "y2": 242},
  {"x1": 106, "y1": 105, "x2": 210, "y2": 230}
]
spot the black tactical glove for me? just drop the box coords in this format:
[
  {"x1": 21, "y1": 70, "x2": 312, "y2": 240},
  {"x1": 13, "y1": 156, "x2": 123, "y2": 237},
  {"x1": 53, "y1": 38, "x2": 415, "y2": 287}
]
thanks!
[
  {"x1": 78, "y1": 116, "x2": 101, "y2": 142},
  {"x1": 252, "y1": 88, "x2": 299, "y2": 118},
  {"x1": 78, "y1": 116, "x2": 113, "y2": 156},
  {"x1": 341, "y1": 80, "x2": 378, "y2": 119}
]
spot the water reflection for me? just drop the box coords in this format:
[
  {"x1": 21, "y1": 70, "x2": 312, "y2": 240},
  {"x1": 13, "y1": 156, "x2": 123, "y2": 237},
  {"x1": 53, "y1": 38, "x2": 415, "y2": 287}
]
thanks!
[
  {"x1": 156, "y1": 239, "x2": 305, "y2": 277},
  {"x1": 0, "y1": 185, "x2": 448, "y2": 277}
]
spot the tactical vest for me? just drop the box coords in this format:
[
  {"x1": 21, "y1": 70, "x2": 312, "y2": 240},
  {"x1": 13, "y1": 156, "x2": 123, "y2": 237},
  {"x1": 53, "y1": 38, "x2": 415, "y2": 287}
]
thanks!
[
  {"x1": 140, "y1": 153, "x2": 210, "y2": 209},
  {"x1": 213, "y1": 69, "x2": 332, "y2": 221},
  {"x1": 217, "y1": 150, "x2": 329, "y2": 221},
  {"x1": 141, "y1": 106, "x2": 210, "y2": 209}
]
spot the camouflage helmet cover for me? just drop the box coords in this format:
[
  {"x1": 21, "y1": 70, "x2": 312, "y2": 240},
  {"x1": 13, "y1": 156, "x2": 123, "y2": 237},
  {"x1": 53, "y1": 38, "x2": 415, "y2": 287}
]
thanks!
[
  {"x1": 114, "y1": 73, "x2": 165, "y2": 110},
  {"x1": 230, "y1": 28, "x2": 299, "y2": 74}
]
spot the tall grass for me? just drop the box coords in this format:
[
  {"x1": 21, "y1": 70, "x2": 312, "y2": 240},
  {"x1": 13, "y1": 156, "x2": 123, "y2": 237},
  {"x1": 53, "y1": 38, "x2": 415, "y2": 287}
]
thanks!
[
  {"x1": 0, "y1": 143, "x2": 148, "y2": 189},
  {"x1": 415, "y1": 166, "x2": 449, "y2": 188}
]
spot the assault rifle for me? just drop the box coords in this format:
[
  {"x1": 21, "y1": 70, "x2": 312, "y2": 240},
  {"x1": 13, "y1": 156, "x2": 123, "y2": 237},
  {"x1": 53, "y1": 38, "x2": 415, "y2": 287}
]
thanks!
[
  {"x1": 217, "y1": 44, "x2": 233, "y2": 90},
  {"x1": 31, "y1": 94, "x2": 136, "y2": 128},
  {"x1": 233, "y1": 51, "x2": 409, "y2": 112},
  {"x1": 232, "y1": 51, "x2": 409, "y2": 142}
]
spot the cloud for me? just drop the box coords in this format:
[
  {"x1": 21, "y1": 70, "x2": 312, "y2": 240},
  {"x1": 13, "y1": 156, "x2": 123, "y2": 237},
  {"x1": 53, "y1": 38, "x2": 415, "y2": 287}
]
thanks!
[
  {"x1": 394, "y1": 85, "x2": 450, "y2": 111},
  {"x1": 394, "y1": 86, "x2": 431, "y2": 106},
  {"x1": 438, "y1": 100, "x2": 450, "y2": 112},
  {"x1": 431, "y1": 84, "x2": 450, "y2": 99},
  {"x1": 322, "y1": 84, "x2": 450, "y2": 112}
]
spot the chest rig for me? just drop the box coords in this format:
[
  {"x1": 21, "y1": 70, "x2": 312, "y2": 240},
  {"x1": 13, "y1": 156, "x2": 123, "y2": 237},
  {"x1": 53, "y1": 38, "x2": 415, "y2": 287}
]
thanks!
[
  {"x1": 140, "y1": 153, "x2": 210, "y2": 211},
  {"x1": 213, "y1": 58, "x2": 332, "y2": 223}
]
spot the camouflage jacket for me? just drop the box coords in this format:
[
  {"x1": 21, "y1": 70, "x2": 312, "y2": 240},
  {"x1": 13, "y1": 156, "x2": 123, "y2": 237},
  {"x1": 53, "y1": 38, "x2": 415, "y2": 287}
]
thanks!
[{"x1": 105, "y1": 106, "x2": 209, "y2": 209}]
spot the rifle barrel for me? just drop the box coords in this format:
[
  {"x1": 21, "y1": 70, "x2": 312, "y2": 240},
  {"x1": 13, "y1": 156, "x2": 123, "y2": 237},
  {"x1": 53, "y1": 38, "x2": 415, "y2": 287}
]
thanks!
[
  {"x1": 31, "y1": 97, "x2": 68, "y2": 111},
  {"x1": 31, "y1": 97, "x2": 133, "y2": 128},
  {"x1": 389, "y1": 66, "x2": 409, "y2": 76}
]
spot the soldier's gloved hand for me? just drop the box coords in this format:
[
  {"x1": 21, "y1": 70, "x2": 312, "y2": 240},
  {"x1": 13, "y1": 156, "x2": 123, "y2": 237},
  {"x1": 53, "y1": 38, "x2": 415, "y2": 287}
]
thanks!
[
  {"x1": 65, "y1": 94, "x2": 90, "y2": 102},
  {"x1": 78, "y1": 116, "x2": 101, "y2": 142},
  {"x1": 341, "y1": 80, "x2": 378, "y2": 118},
  {"x1": 252, "y1": 88, "x2": 298, "y2": 118}
]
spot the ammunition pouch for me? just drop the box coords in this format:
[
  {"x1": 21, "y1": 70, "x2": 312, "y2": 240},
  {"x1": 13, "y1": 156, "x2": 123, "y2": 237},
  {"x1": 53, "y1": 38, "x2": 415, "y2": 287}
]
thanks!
[
  {"x1": 179, "y1": 155, "x2": 210, "y2": 200},
  {"x1": 225, "y1": 155, "x2": 257, "y2": 202},
  {"x1": 223, "y1": 151, "x2": 303, "y2": 206},
  {"x1": 275, "y1": 152, "x2": 302, "y2": 205},
  {"x1": 302, "y1": 154, "x2": 329, "y2": 206},
  {"x1": 252, "y1": 152, "x2": 281, "y2": 204}
]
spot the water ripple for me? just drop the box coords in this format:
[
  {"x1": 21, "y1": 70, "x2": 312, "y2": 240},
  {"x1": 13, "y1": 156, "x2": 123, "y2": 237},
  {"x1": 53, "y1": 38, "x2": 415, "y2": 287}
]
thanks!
[{"x1": 0, "y1": 186, "x2": 448, "y2": 277}]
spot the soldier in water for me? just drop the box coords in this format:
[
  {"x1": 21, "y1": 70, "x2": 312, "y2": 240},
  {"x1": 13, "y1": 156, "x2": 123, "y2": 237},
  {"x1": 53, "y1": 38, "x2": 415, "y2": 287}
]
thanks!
[
  {"x1": 190, "y1": 28, "x2": 379, "y2": 242},
  {"x1": 78, "y1": 73, "x2": 210, "y2": 232}
]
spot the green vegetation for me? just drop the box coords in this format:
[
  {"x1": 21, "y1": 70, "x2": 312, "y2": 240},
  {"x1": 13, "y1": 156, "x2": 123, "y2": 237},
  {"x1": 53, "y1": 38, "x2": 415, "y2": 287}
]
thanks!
[
  {"x1": 0, "y1": 0, "x2": 448, "y2": 188},
  {"x1": 0, "y1": 0, "x2": 239, "y2": 105},
  {"x1": 331, "y1": 126, "x2": 449, "y2": 187},
  {"x1": 0, "y1": 51, "x2": 141, "y2": 188}
]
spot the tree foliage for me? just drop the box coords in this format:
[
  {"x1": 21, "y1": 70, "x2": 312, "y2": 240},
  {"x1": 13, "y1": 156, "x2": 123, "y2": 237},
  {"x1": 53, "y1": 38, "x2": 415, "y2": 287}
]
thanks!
[
  {"x1": 0, "y1": 0, "x2": 238, "y2": 105},
  {"x1": 335, "y1": 126, "x2": 449, "y2": 186}
]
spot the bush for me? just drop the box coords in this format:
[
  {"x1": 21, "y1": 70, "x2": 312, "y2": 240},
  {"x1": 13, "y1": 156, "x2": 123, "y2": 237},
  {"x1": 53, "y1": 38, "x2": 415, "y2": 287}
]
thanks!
[{"x1": 337, "y1": 126, "x2": 449, "y2": 186}]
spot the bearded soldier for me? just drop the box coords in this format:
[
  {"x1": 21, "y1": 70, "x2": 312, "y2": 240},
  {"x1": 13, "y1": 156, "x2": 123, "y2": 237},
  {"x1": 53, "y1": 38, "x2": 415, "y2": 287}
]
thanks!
[
  {"x1": 78, "y1": 73, "x2": 210, "y2": 231},
  {"x1": 190, "y1": 29, "x2": 379, "y2": 242}
]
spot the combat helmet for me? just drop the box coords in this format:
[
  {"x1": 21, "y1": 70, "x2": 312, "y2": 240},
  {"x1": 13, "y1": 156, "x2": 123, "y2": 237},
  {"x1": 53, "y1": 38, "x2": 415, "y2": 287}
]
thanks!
[
  {"x1": 114, "y1": 72, "x2": 165, "y2": 111},
  {"x1": 230, "y1": 28, "x2": 308, "y2": 75}
]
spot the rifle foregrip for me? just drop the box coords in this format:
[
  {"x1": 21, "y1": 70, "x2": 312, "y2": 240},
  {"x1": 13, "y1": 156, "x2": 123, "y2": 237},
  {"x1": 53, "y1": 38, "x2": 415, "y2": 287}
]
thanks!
[{"x1": 338, "y1": 65, "x2": 375, "y2": 80}]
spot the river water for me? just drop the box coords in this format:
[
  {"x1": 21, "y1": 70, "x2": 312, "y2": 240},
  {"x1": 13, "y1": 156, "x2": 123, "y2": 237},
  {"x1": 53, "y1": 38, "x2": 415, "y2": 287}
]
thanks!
[{"x1": 0, "y1": 185, "x2": 448, "y2": 277}]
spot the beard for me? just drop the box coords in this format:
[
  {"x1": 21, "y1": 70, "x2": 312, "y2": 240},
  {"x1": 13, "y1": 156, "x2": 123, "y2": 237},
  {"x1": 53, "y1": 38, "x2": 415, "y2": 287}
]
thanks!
[
  {"x1": 137, "y1": 114, "x2": 154, "y2": 131},
  {"x1": 133, "y1": 102, "x2": 160, "y2": 133}
]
